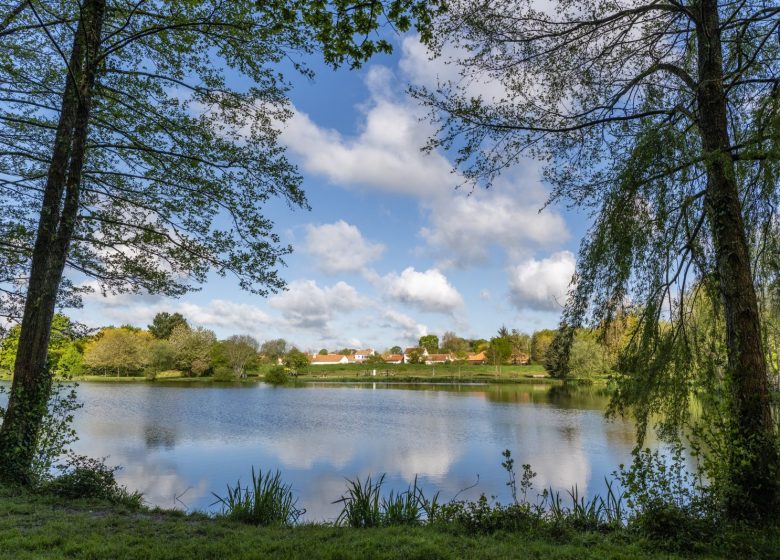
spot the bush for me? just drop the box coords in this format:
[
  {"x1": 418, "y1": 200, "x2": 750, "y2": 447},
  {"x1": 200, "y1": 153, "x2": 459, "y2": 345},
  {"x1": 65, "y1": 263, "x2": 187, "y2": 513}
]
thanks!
[
  {"x1": 212, "y1": 366, "x2": 236, "y2": 382},
  {"x1": 265, "y1": 366, "x2": 289, "y2": 385},
  {"x1": 46, "y1": 453, "x2": 142, "y2": 508}
]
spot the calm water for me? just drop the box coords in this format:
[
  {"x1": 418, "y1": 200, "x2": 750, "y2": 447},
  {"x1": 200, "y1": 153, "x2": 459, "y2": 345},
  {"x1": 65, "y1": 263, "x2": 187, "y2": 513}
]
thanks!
[{"x1": 3, "y1": 381, "x2": 659, "y2": 520}]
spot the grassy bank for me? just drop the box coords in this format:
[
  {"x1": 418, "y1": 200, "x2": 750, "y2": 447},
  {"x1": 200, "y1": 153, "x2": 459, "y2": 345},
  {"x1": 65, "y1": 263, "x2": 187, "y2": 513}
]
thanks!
[
  {"x1": 67, "y1": 363, "x2": 603, "y2": 385},
  {"x1": 3, "y1": 484, "x2": 774, "y2": 560}
]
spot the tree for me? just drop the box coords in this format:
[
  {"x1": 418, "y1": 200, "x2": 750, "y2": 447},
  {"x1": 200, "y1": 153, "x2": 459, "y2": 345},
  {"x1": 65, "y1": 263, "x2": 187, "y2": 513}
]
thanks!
[
  {"x1": 168, "y1": 325, "x2": 216, "y2": 377},
  {"x1": 406, "y1": 348, "x2": 424, "y2": 364},
  {"x1": 418, "y1": 334, "x2": 439, "y2": 354},
  {"x1": 83, "y1": 327, "x2": 151, "y2": 376},
  {"x1": 148, "y1": 313, "x2": 189, "y2": 340},
  {"x1": 0, "y1": 0, "x2": 445, "y2": 484},
  {"x1": 260, "y1": 339, "x2": 288, "y2": 364},
  {"x1": 318, "y1": 348, "x2": 329, "y2": 355},
  {"x1": 530, "y1": 330, "x2": 556, "y2": 365},
  {"x1": 417, "y1": 0, "x2": 780, "y2": 518},
  {"x1": 145, "y1": 339, "x2": 176, "y2": 377},
  {"x1": 487, "y1": 336, "x2": 511, "y2": 374},
  {"x1": 441, "y1": 331, "x2": 469, "y2": 353},
  {"x1": 365, "y1": 354, "x2": 386, "y2": 366},
  {"x1": 388, "y1": 346, "x2": 403, "y2": 354},
  {"x1": 0, "y1": 315, "x2": 82, "y2": 376},
  {"x1": 284, "y1": 347, "x2": 309, "y2": 373},
  {"x1": 223, "y1": 335, "x2": 259, "y2": 378}
]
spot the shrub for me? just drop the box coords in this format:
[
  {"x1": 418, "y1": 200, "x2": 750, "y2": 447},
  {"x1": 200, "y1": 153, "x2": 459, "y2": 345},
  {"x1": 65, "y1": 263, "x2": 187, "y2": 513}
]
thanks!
[
  {"x1": 212, "y1": 468, "x2": 304, "y2": 526},
  {"x1": 265, "y1": 366, "x2": 289, "y2": 385},
  {"x1": 47, "y1": 453, "x2": 142, "y2": 508},
  {"x1": 212, "y1": 366, "x2": 236, "y2": 382}
]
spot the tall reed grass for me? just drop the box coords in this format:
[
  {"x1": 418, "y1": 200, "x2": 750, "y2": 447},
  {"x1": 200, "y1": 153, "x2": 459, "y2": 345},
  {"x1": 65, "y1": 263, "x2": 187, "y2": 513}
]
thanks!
[{"x1": 212, "y1": 468, "x2": 304, "y2": 526}]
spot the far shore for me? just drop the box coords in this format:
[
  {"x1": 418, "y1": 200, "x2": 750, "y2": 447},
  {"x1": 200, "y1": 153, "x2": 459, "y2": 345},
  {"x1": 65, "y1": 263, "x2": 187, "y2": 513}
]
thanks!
[{"x1": 0, "y1": 363, "x2": 611, "y2": 386}]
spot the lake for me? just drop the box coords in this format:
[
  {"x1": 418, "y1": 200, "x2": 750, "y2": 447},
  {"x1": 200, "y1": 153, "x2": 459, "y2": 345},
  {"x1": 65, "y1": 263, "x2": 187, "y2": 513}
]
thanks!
[{"x1": 3, "y1": 381, "x2": 662, "y2": 521}]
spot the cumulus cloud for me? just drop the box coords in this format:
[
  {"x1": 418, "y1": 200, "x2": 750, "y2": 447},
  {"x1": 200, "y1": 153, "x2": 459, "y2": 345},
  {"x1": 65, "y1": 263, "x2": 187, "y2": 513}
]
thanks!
[
  {"x1": 420, "y1": 174, "x2": 570, "y2": 267},
  {"x1": 281, "y1": 67, "x2": 454, "y2": 197},
  {"x1": 381, "y1": 309, "x2": 428, "y2": 342},
  {"x1": 508, "y1": 251, "x2": 576, "y2": 311},
  {"x1": 176, "y1": 300, "x2": 273, "y2": 333},
  {"x1": 399, "y1": 35, "x2": 507, "y2": 102},
  {"x1": 269, "y1": 280, "x2": 366, "y2": 329},
  {"x1": 382, "y1": 267, "x2": 463, "y2": 314},
  {"x1": 304, "y1": 221, "x2": 384, "y2": 274}
]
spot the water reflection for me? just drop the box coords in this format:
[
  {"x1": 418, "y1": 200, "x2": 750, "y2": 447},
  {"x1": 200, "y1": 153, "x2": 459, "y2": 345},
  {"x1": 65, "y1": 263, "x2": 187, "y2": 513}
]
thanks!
[{"x1": 2, "y1": 381, "x2": 653, "y2": 521}]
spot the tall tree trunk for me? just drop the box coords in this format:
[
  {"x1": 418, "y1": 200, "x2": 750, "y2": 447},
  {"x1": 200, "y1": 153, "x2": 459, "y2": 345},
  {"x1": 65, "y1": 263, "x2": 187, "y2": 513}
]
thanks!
[
  {"x1": 696, "y1": 0, "x2": 778, "y2": 520},
  {"x1": 0, "y1": 0, "x2": 105, "y2": 485}
]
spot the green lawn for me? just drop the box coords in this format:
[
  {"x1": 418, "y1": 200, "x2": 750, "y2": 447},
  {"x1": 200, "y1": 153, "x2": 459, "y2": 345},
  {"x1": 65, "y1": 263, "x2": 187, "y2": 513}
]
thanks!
[
  {"x1": 70, "y1": 363, "x2": 583, "y2": 385},
  {"x1": 0, "y1": 485, "x2": 764, "y2": 560}
]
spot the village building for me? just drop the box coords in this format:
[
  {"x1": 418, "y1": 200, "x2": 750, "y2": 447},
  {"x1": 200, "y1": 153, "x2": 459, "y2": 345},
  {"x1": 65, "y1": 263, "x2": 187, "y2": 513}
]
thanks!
[
  {"x1": 383, "y1": 353, "x2": 404, "y2": 364},
  {"x1": 465, "y1": 351, "x2": 487, "y2": 365},
  {"x1": 310, "y1": 354, "x2": 354, "y2": 365},
  {"x1": 352, "y1": 349, "x2": 376, "y2": 363},
  {"x1": 425, "y1": 353, "x2": 453, "y2": 365}
]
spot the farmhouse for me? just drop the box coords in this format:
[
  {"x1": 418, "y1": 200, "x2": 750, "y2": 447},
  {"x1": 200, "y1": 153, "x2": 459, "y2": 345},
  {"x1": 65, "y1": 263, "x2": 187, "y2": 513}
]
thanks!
[
  {"x1": 383, "y1": 353, "x2": 404, "y2": 364},
  {"x1": 425, "y1": 353, "x2": 453, "y2": 365},
  {"x1": 310, "y1": 354, "x2": 353, "y2": 365},
  {"x1": 465, "y1": 351, "x2": 487, "y2": 365},
  {"x1": 352, "y1": 349, "x2": 376, "y2": 363}
]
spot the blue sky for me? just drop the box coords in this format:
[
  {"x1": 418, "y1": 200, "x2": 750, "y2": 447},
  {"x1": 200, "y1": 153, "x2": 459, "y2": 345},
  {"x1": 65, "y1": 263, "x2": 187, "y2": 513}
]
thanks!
[{"x1": 71, "y1": 35, "x2": 589, "y2": 352}]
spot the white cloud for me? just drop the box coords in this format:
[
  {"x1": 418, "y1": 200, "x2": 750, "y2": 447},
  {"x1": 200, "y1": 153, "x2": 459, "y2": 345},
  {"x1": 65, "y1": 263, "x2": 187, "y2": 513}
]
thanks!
[
  {"x1": 421, "y1": 174, "x2": 570, "y2": 267},
  {"x1": 281, "y1": 67, "x2": 454, "y2": 197},
  {"x1": 508, "y1": 251, "x2": 576, "y2": 311},
  {"x1": 382, "y1": 267, "x2": 463, "y2": 314},
  {"x1": 176, "y1": 300, "x2": 273, "y2": 333},
  {"x1": 269, "y1": 280, "x2": 366, "y2": 329},
  {"x1": 304, "y1": 221, "x2": 384, "y2": 274},
  {"x1": 399, "y1": 35, "x2": 507, "y2": 102},
  {"x1": 381, "y1": 309, "x2": 428, "y2": 342}
]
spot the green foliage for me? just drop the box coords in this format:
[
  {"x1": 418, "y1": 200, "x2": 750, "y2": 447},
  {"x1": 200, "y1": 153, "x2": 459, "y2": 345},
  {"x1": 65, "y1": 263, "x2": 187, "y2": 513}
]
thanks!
[
  {"x1": 530, "y1": 330, "x2": 556, "y2": 365},
  {"x1": 260, "y1": 339, "x2": 288, "y2": 363},
  {"x1": 168, "y1": 325, "x2": 217, "y2": 377},
  {"x1": 618, "y1": 445, "x2": 719, "y2": 552},
  {"x1": 212, "y1": 468, "x2": 304, "y2": 526},
  {"x1": 52, "y1": 343, "x2": 85, "y2": 379},
  {"x1": 212, "y1": 366, "x2": 237, "y2": 382},
  {"x1": 0, "y1": 315, "x2": 83, "y2": 377},
  {"x1": 148, "y1": 313, "x2": 189, "y2": 340},
  {"x1": 388, "y1": 346, "x2": 403, "y2": 354},
  {"x1": 283, "y1": 348, "x2": 309, "y2": 373},
  {"x1": 406, "y1": 349, "x2": 424, "y2": 364},
  {"x1": 222, "y1": 335, "x2": 259, "y2": 378},
  {"x1": 418, "y1": 335, "x2": 439, "y2": 354},
  {"x1": 47, "y1": 453, "x2": 142, "y2": 508},
  {"x1": 334, "y1": 474, "x2": 440, "y2": 528},
  {"x1": 487, "y1": 337, "x2": 511, "y2": 366},
  {"x1": 264, "y1": 366, "x2": 289, "y2": 385},
  {"x1": 441, "y1": 331, "x2": 469, "y2": 353},
  {"x1": 0, "y1": 382, "x2": 82, "y2": 486},
  {"x1": 83, "y1": 328, "x2": 152, "y2": 376},
  {"x1": 335, "y1": 474, "x2": 383, "y2": 528},
  {"x1": 365, "y1": 354, "x2": 386, "y2": 366}
]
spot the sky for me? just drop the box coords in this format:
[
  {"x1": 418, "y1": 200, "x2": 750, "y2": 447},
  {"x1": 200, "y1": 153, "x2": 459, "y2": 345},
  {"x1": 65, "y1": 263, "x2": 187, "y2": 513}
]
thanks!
[{"x1": 70, "y1": 34, "x2": 590, "y2": 352}]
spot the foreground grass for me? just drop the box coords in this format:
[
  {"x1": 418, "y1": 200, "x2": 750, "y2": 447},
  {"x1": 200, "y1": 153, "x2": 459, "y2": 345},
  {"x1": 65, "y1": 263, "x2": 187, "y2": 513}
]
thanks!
[{"x1": 1, "y1": 485, "x2": 776, "y2": 560}]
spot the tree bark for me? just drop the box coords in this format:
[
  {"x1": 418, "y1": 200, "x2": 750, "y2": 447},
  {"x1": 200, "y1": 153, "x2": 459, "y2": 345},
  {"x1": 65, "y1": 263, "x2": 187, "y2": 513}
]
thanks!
[
  {"x1": 695, "y1": 0, "x2": 778, "y2": 519},
  {"x1": 0, "y1": 0, "x2": 105, "y2": 485}
]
